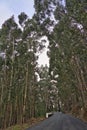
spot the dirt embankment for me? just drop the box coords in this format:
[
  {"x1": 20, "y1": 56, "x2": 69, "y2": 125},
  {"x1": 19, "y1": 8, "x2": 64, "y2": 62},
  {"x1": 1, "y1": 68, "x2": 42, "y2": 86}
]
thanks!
[{"x1": 71, "y1": 105, "x2": 87, "y2": 122}]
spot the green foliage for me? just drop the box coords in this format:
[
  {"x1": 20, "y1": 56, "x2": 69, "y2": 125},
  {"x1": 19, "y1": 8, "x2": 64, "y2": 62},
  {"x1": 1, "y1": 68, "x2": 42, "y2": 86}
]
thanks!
[
  {"x1": 0, "y1": 0, "x2": 87, "y2": 129},
  {"x1": 34, "y1": 0, "x2": 87, "y2": 111},
  {"x1": 0, "y1": 10, "x2": 45, "y2": 129},
  {"x1": 18, "y1": 12, "x2": 28, "y2": 26}
]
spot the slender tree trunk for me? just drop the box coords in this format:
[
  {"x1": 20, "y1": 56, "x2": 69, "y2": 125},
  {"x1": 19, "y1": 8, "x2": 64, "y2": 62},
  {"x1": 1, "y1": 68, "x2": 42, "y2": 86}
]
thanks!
[
  {"x1": 71, "y1": 55, "x2": 86, "y2": 107},
  {"x1": 23, "y1": 63, "x2": 28, "y2": 123}
]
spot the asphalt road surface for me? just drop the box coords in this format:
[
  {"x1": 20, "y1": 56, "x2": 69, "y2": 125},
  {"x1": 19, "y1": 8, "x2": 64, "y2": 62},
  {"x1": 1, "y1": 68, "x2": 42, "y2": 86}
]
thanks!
[{"x1": 26, "y1": 112, "x2": 87, "y2": 130}]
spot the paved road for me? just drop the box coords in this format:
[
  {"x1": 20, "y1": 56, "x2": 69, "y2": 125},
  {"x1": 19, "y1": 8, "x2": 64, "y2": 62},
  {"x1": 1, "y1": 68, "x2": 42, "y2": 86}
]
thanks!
[{"x1": 26, "y1": 112, "x2": 87, "y2": 130}]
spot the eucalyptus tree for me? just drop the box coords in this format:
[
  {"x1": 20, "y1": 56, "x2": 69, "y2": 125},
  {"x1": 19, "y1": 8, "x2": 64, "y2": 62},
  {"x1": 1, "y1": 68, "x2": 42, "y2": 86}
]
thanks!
[
  {"x1": 18, "y1": 12, "x2": 46, "y2": 119},
  {"x1": 0, "y1": 11, "x2": 45, "y2": 128},
  {"x1": 56, "y1": 0, "x2": 87, "y2": 109},
  {"x1": 0, "y1": 16, "x2": 22, "y2": 128},
  {"x1": 0, "y1": 0, "x2": 87, "y2": 128},
  {"x1": 35, "y1": 64, "x2": 58, "y2": 116},
  {"x1": 34, "y1": 0, "x2": 87, "y2": 112}
]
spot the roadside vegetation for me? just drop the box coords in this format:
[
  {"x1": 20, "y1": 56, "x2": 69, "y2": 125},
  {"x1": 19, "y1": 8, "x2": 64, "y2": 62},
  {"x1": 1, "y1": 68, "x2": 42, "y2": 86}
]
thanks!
[{"x1": 5, "y1": 117, "x2": 45, "y2": 130}]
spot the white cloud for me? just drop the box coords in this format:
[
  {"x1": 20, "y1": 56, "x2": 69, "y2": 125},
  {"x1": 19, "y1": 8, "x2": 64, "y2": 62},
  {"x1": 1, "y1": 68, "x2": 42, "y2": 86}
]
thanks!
[
  {"x1": 0, "y1": 2, "x2": 13, "y2": 27},
  {"x1": 38, "y1": 49, "x2": 49, "y2": 67},
  {"x1": 38, "y1": 37, "x2": 49, "y2": 67}
]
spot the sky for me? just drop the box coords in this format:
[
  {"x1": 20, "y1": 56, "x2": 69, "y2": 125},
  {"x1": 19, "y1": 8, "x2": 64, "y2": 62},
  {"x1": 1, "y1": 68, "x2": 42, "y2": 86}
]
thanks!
[
  {"x1": 0, "y1": 0, "x2": 34, "y2": 27},
  {"x1": 0, "y1": 0, "x2": 49, "y2": 66}
]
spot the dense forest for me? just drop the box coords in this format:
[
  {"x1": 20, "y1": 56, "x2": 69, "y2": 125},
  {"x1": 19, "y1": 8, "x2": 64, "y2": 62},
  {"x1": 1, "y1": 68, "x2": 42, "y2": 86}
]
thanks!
[{"x1": 0, "y1": 0, "x2": 87, "y2": 129}]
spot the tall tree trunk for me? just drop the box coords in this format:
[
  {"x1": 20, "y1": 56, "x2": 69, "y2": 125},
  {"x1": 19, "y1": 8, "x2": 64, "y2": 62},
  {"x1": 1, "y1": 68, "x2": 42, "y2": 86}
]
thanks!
[
  {"x1": 71, "y1": 55, "x2": 86, "y2": 107},
  {"x1": 23, "y1": 62, "x2": 28, "y2": 123}
]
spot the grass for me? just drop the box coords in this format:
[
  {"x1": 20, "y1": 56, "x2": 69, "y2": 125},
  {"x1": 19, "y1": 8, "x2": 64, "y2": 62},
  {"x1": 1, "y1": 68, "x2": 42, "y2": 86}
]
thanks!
[
  {"x1": 5, "y1": 123, "x2": 29, "y2": 130},
  {"x1": 5, "y1": 117, "x2": 45, "y2": 130}
]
